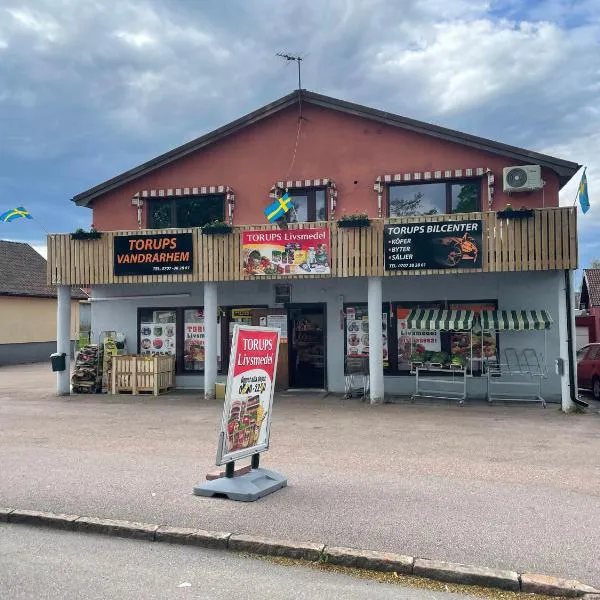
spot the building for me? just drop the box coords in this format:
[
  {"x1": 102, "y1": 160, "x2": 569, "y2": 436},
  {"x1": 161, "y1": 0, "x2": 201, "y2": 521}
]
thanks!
[
  {"x1": 0, "y1": 240, "x2": 84, "y2": 365},
  {"x1": 576, "y1": 269, "x2": 600, "y2": 348},
  {"x1": 47, "y1": 90, "x2": 581, "y2": 408}
]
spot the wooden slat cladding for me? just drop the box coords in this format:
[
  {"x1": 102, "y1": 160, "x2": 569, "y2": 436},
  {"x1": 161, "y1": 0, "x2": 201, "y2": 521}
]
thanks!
[{"x1": 47, "y1": 208, "x2": 578, "y2": 285}]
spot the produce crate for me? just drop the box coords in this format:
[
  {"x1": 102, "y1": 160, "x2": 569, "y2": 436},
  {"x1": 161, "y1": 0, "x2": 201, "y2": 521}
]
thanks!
[{"x1": 111, "y1": 355, "x2": 175, "y2": 395}]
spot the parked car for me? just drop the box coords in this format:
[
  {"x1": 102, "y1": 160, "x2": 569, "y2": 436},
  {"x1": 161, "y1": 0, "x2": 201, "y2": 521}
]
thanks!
[{"x1": 577, "y1": 343, "x2": 600, "y2": 399}]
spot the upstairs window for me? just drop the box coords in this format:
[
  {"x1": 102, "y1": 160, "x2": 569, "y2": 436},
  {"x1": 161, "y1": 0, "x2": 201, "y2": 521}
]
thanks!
[
  {"x1": 148, "y1": 194, "x2": 225, "y2": 229},
  {"x1": 388, "y1": 180, "x2": 481, "y2": 217},
  {"x1": 284, "y1": 188, "x2": 327, "y2": 223}
]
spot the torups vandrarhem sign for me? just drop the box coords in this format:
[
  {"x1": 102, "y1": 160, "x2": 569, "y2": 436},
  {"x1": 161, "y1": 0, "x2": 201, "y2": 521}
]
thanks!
[
  {"x1": 384, "y1": 219, "x2": 483, "y2": 271},
  {"x1": 113, "y1": 233, "x2": 194, "y2": 276}
]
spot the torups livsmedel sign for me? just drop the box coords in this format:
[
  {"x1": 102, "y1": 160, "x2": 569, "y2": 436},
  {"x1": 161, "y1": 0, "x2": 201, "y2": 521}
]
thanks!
[{"x1": 113, "y1": 233, "x2": 194, "y2": 276}]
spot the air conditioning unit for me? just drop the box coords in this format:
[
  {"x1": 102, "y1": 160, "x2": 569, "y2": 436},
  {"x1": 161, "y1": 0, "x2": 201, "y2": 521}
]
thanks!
[{"x1": 503, "y1": 165, "x2": 543, "y2": 192}]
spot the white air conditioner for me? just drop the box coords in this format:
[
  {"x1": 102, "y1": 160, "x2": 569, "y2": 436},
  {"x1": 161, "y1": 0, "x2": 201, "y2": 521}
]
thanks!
[{"x1": 503, "y1": 165, "x2": 543, "y2": 192}]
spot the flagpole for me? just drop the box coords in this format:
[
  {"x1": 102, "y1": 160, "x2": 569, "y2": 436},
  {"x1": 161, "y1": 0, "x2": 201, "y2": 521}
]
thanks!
[{"x1": 572, "y1": 167, "x2": 587, "y2": 207}]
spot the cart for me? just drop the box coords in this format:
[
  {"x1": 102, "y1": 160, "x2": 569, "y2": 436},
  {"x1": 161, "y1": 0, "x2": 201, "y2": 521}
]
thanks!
[
  {"x1": 404, "y1": 308, "x2": 475, "y2": 404},
  {"x1": 344, "y1": 356, "x2": 369, "y2": 399},
  {"x1": 481, "y1": 310, "x2": 552, "y2": 408}
]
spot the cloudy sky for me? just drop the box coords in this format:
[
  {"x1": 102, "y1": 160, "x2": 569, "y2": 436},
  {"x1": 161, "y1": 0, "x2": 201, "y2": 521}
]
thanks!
[{"x1": 0, "y1": 0, "x2": 598, "y2": 273}]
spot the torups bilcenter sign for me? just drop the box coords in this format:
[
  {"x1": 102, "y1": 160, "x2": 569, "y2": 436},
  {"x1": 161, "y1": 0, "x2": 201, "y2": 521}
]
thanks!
[
  {"x1": 114, "y1": 233, "x2": 194, "y2": 276},
  {"x1": 384, "y1": 219, "x2": 483, "y2": 271}
]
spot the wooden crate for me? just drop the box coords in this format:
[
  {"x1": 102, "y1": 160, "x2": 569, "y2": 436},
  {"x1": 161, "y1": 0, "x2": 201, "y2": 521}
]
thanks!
[{"x1": 111, "y1": 355, "x2": 175, "y2": 395}]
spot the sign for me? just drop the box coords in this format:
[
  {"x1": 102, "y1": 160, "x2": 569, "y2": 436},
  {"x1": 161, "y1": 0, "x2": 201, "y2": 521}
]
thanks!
[
  {"x1": 267, "y1": 314, "x2": 288, "y2": 343},
  {"x1": 114, "y1": 233, "x2": 193, "y2": 276},
  {"x1": 183, "y1": 310, "x2": 221, "y2": 369},
  {"x1": 345, "y1": 306, "x2": 389, "y2": 367},
  {"x1": 242, "y1": 228, "x2": 330, "y2": 276},
  {"x1": 216, "y1": 325, "x2": 280, "y2": 465},
  {"x1": 384, "y1": 220, "x2": 483, "y2": 270},
  {"x1": 397, "y1": 307, "x2": 441, "y2": 368},
  {"x1": 140, "y1": 321, "x2": 176, "y2": 356},
  {"x1": 449, "y1": 302, "x2": 497, "y2": 360}
]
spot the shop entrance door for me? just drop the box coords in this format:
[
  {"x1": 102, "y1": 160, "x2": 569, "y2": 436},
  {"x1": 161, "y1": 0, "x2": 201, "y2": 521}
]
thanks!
[{"x1": 288, "y1": 304, "x2": 326, "y2": 389}]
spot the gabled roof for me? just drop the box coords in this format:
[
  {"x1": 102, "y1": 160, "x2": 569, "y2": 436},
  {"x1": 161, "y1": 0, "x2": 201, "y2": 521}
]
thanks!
[
  {"x1": 0, "y1": 240, "x2": 87, "y2": 299},
  {"x1": 72, "y1": 90, "x2": 581, "y2": 207},
  {"x1": 582, "y1": 269, "x2": 600, "y2": 307}
]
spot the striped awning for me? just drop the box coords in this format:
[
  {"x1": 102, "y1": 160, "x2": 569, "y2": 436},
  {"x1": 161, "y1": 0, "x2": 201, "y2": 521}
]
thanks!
[
  {"x1": 480, "y1": 310, "x2": 553, "y2": 331},
  {"x1": 405, "y1": 309, "x2": 474, "y2": 331}
]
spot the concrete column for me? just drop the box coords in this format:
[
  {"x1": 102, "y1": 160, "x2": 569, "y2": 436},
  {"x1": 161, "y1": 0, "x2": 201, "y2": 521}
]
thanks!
[
  {"x1": 367, "y1": 277, "x2": 384, "y2": 404},
  {"x1": 56, "y1": 285, "x2": 71, "y2": 396},
  {"x1": 204, "y1": 282, "x2": 218, "y2": 400},
  {"x1": 558, "y1": 271, "x2": 576, "y2": 412}
]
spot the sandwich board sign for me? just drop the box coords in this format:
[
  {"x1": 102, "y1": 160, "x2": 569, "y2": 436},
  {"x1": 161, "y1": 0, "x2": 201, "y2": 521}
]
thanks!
[{"x1": 193, "y1": 325, "x2": 287, "y2": 501}]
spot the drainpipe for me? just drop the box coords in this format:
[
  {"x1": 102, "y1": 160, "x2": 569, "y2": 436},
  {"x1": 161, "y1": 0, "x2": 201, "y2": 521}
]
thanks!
[{"x1": 564, "y1": 270, "x2": 587, "y2": 409}]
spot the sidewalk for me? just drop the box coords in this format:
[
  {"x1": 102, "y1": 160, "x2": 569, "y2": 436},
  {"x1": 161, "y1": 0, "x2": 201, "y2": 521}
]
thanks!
[{"x1": 1, "y1": 363, "x2": 599, "y2": 587}]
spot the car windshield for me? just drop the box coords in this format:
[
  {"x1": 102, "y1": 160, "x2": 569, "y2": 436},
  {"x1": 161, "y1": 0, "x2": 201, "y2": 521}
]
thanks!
[{"x1": 577, "y1": 347, "x2": 589, "y2": 361}]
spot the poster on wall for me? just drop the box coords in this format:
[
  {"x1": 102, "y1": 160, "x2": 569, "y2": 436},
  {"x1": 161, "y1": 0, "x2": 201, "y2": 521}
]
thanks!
[
  {"x1": 396, "y1": 307, "x2": 441, "y2": 369},
  {"x1": 449, "y1": 302, "x2": 497, "y2": 361},
  {"x1": 345, "y1": 307, "x2": 389, "y2": 367},
  {"x1": 216, "y1": 325, "x2": 280, "y2": 465},
  {"x1": 384, "y1": 220, "x2": 483, "y2": 271},
  {"x1": 242, "y1": 228, "x2": 330, "y2": 276},
  {"x1": 266, "y1": 314, "x2": 288, "y2": 343},
  {"x1": 114, "y1": 233, "x2": 193, "y2": 276},
  {"x1": 183, "y1": 310, "x2": 221, "y2": 370},
  {"x1": 140, "y1": 319, "x2": 177, "y2": 356}
]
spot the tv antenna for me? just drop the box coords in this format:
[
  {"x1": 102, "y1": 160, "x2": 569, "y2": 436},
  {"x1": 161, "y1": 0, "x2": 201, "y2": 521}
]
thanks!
[{"x1": 276, "y1": 52, "x2": 303, "y2": 90}]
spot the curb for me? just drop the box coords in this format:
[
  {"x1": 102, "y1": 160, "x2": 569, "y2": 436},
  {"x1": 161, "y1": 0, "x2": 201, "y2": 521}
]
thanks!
[{"x1": 2, "y1": 507, "x2": 598, "y2": 597}]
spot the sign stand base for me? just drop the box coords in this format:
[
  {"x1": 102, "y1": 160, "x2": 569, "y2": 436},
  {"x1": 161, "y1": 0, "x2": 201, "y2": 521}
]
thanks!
[{"x1": 192, "y1": 467, "x2": 287, "y2": 502}]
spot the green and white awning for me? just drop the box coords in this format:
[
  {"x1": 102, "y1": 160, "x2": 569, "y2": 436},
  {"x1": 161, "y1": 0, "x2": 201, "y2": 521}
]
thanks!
[
  {"x1": 480, "y1": 310, "x2": 553, "y2": 331},
  {"x1": 405, "y1": 309, "x2": 474, "y2": 331}
]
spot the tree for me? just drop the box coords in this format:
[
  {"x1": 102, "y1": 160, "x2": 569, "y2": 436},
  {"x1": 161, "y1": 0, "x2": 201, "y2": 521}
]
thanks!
[
  {"x1": 390, "y1": 191, "x2": 438, "y2": 216},
  {"x1": 454, "y1": 183, "x2": 478, "y2": 213},
  {"x1": 590, "y1": 259, "x2": 600, "y2": 269}
]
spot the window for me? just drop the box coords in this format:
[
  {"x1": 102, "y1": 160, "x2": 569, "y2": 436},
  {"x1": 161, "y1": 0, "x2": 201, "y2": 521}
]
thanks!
[
  {"x1": 137, "y1": 307, "x2": 222, "y2": 374},
  {"x1": 148, "y1": 195, "x2": 225, "y2": 229},
  {"x1": 284, "y1": 188, "x2": 327, "y2": 223},
  {"x1": 388, "y1": 181, "x2": 481, "y2": 217}
]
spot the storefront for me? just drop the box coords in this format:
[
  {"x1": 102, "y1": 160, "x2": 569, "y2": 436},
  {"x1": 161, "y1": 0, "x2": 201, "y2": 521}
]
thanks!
[{"x1": 46, "y1": 90, "x2": 580, "y2": 409}]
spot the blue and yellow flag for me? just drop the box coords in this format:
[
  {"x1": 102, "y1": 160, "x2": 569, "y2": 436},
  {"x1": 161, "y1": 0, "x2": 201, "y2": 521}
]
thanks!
[
  {"x1": 0, "y1": 206, "x2": 33, "y2": 222},
  {"x1": 264, "y1": 193, "x2": 292, "y2": 222},
  {"x1": 578, "y1": 169, "x2": 590, "y2": 214}
]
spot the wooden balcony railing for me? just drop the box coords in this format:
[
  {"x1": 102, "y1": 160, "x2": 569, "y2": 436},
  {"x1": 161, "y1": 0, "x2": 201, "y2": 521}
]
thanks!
[{"x1": 47, "y1": 207, "x2": 577, "y2": 286}]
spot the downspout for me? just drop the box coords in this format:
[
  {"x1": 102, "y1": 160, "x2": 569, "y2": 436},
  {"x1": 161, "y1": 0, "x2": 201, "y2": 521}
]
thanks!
[{"x1": 565, "y1": 270, "x2": 588, "y2": 408}]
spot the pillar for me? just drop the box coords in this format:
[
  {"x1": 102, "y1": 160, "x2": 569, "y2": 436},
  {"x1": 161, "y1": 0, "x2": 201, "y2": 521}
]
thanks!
[
  {"x1": 558, "y1": 271, "x2": 576, "y2": 412},
  {"x1": 368, "y1": 277, "x2": 384, "y2": 404},
  {"x1": 56, "y1": 285, "x2": 71, "y2": 396},
  {"x1": 204, "y1": 282, "x2": 218, "y2": 400}
]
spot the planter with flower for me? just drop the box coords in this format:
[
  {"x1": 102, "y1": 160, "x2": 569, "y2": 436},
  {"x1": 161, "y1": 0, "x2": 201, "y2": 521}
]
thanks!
[
  {"x1": 497, "y1": 204, "x2": 534, "y2": 219},
  {"x1": 201, "y1": 220, "x2": 233, "y2": 235},
  {"x1": 70, "y1": 227, "x2": 102, "y2": 241},
  {"x1": 337, "y1": 212, "x2": 371, "y2": 228}
]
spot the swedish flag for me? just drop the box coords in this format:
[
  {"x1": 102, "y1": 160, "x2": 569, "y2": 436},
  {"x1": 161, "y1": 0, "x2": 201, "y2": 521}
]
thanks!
[
  {"x1": 0, "y1": 207, "x2": 33, "y2": 222},
  {"x1": 578, "y1": 169, "x2": 590, "y2": 214},
  {"x1": 264, "y1": 193, "x2": 292, "y2": 222}
]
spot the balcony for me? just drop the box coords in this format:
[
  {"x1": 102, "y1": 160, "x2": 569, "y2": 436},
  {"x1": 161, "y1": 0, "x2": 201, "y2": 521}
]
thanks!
[{"x1": 47, "y1": 207, "x2": 577, "y2": 286}]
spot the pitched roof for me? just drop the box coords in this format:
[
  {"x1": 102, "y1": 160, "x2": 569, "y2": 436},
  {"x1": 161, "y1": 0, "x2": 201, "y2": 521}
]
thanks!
[
  {"x1": 72, "y1": 89, "x2": 582, "y2": 207},
  {"x1": 0, "y1": 240, "x2": 87, "y2": 299},
  {"x1": 583, "y1": 269, "x2": 600, "y2": 307}
]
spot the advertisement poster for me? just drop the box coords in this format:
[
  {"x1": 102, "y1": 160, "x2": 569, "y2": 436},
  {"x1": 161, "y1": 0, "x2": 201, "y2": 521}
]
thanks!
[
  {"x1": 449, "y1": 302, "x2": 497, "y2": 361},
  {"x1": 242, "y1": 228, "x2": 330, "y2": 276},
  {"x1": 397, "y1": 307, "x2": 441, "y2": 369},
  {"x1": 266, "y1": 314, "x2": 288, "y2": 343},
  {"x1": 114, "y1": 233, "x2": 193, "y2": 276},
  {"x1": 183, "y1": 310, "x2": 221, "y2": 370},
  {"x1": 140, "y1": 320, "x2": 176, "y2": 356},
  {"x1": 216, "y1": 325, "x2": 280, "y2": 465},
  {"x1": 384, "y1": 220, "x2": 483, "y2": 271},
  {"x1": 345, "y1": 307, "x2": 389, "y2": 367}
]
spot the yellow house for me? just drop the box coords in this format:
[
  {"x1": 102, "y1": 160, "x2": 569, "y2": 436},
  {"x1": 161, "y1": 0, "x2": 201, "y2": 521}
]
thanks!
[{"x1": 0, "y1": 240, "x2": 84, "y2": 365}]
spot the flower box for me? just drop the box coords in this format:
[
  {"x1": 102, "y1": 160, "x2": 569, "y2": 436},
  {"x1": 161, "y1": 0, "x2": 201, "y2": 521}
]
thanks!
[
  {"x1": 337, "y1": 217, "x2": 371, "y2": 228},
  {"x1": 70, "y1": 230, "x2": 102, "y2": 241},
  {"x1": 202, "y1": 222, "x2": 233, "y2": 235},
  {"x1": 497, "y1": 209, "x2": 534, "y2": 219}
]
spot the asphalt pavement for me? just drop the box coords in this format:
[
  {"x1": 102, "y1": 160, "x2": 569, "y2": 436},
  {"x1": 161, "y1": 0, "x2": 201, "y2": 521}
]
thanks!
[
  {"x1": 1, "y1": 363, "x2": 599, "y2": 587},
  {"x1": 0, "y1": 524, "x2": 492, "y2": 600}
]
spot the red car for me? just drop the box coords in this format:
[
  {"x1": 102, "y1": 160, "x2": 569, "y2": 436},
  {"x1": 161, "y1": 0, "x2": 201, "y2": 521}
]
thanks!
[{"x1": 577, "y1": 343, "x2": 600, "y2": 399}]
